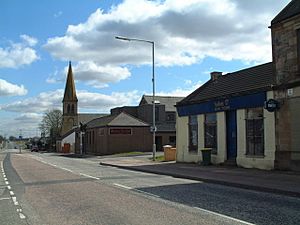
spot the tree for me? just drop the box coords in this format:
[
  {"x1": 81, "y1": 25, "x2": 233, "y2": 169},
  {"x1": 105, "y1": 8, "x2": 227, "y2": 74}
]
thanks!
[{"x1": 39, "y1": 109, "x2": 62, "y2": 150}]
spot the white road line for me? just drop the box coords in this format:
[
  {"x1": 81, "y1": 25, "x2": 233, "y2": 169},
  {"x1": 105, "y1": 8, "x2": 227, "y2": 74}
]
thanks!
[
  {"x1": 19, "y1": 213, "x2": 26, "y2": 219},
  {"x1": 79, "y1": 173, "x2": 100, "y2": 180},
  {"x1": 135, "y1": 189, "x2": 161, "y2": 198},
  {"x1": 7, "y1": 185, "x2": 11, "y2": 190},
  {"x1": 4, "y1": 177, "x2": 7, "y2": 181},
  {"x1": 193, "y1": 207, "x2": 255, "y2": 225},
  {"x1": 5, "y1": 181, "x2": 9, "y2": 185},
  {"x1": 0, "y1": 197, "x2": 10, "y2": 201},
  {"x1": 9, "y1": 191, "x2": 15, "y2": 196},
  {"x1": 61, "y1": 167, "x2": 73, "y2": 172},
  {"x1": 113, "y1": 183, "x2": 132, "y2": 190}
]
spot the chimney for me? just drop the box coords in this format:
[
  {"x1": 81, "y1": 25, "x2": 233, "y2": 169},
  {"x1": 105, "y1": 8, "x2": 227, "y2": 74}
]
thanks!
[{"x1": 210, "y1": 71, "x2": 222, "y2": 81}]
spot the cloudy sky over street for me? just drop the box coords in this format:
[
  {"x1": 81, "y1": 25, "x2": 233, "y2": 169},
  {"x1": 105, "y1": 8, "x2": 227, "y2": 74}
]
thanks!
[{"x1": 0, "y1": 0, "x2": 290, "y2": 137}]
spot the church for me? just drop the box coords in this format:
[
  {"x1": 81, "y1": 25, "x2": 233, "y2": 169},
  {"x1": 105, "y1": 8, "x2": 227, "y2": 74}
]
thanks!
[{"x1": 57, "y1": 62, "x2": 106, "y2": 153}]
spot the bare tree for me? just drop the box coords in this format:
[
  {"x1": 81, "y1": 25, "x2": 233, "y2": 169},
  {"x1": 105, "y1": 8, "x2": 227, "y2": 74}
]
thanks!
[{"x1": 39, "y1": 109, "x2": 62, "y2": 150}]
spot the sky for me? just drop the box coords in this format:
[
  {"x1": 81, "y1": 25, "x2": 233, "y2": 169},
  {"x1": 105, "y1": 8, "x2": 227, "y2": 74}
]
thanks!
[{"x1": 0, "y1": 0, "x2": 290, "y2": 138}]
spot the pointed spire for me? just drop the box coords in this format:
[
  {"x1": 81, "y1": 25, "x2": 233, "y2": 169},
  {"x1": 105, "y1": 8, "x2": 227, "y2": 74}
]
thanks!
[{"x1": 63, "y1": 61, "x2": 78, "y2": 102}]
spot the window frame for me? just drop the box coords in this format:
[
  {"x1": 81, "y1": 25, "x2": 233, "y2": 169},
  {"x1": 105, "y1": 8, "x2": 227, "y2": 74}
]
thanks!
[
  {"x1": 245, "y1": 107, "x2": 265, "y2": 156},
  {"x1": 204, "y1": 113, "x2": 217, "y2": 152},
  {"x1": 188, "y1": 115, "x2": 198, "y2": 152}
]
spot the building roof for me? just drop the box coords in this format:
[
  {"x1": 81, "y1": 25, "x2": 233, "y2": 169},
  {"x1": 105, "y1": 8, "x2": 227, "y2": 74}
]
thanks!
[
  {"x1": 63, "y1": 61, "x2": 78, "y2": 102},
  {"x1": 86, "y1": 112, "x2": 149, "y2": 129},
  {"x1": 78, "y1": 113, "x2": 108, "y2": 125},
  {"x1": 271, "y1": 0, "x2": 300, "y2": 25},
  {"x1": 139, "y1": 95, "x2": 184, "y2": 111},
  {"x1": 177, "y1": 62, "x2": 275, "y2": 106}
]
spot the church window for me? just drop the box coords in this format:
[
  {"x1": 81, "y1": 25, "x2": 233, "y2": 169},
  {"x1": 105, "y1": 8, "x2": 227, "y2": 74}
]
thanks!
[
  {"x1": 71, "y1": 104, "x2": 75, "y2": 114},
  {"x1": 67, "y1": 104, "x2": 70, "y2": 114}
]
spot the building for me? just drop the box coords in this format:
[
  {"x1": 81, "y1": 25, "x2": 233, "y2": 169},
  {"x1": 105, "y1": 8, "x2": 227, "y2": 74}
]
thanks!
[
  {"x1": 111, "y1": 95, "x2": 184, "y2": 150},
  {"x1": 57, "y1": 62, "x2": 106, "y2": 153},
  {"x1": 175, "y1": 0, "x2": 300, "y2": 171},
  {"x1": 75, "y1": 112, "x2": 152, "y2": 155}
]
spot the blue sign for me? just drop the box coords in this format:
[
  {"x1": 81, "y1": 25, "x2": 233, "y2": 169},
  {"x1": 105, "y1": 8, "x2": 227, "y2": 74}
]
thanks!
[{"x1": 177, "y1": 92, "x2": 266, "y2": 117}]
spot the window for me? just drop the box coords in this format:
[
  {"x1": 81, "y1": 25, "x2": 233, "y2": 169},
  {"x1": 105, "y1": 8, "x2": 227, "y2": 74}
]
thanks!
[
  {"x1": 71, "y1": 104, "x2": 75, "y2": 114},
  {"x1": 166, "y1": 113, "x2": 175, "y2": 122},
  {"x1": 155, "y1": 106, "x2": 159, "y2": 122},
  {"x1": 204, "y1": 113, "x2": 217, "y2": 150},
  {"x1": 67, "y1": 104, "x2": 70, "y2": 114},
  {"x1": 246, "y1": 108, "x2": 264, "y2": 156},
  {"x1": 188, "y1": 115, "x2": 198, "y2": 152}
]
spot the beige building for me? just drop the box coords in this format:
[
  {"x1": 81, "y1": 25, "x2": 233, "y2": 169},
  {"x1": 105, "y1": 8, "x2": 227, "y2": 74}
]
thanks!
[{"x1": 175, "y1": 0, "x2": 300, "y2": 171}]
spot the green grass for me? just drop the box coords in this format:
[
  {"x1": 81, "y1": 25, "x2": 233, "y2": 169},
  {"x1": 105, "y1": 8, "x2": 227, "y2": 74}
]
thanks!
[
  {"x1": 112, "y1": 151, "x2": 146, "y2": 157},
  {"x1": 148, "y1": 155, "x2": 165, "y2": 162}
]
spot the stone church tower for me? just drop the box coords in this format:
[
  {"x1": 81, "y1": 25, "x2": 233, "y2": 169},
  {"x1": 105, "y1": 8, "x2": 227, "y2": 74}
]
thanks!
[{"x1": 61, "y1": 61, "x2": 78, "y2": 136}]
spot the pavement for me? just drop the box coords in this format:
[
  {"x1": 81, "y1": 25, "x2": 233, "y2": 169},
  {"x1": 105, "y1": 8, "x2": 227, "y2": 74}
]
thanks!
[{"x1": 99, "y1": 153, "x2": 300, "y2": 198}]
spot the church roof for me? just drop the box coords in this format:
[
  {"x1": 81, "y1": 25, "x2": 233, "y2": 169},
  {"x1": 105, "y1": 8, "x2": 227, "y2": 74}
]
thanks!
[
  {"x1": 63, "y1": 61, "x2": 78, "y2": 102},
  {"x1": 271, "y1": 0, "x2": 300, "y2": 25}
]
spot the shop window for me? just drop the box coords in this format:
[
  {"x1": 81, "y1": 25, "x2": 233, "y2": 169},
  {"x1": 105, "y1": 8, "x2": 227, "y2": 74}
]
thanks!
[
  {"x1": 246, "y1": 108, "x2": 264, "y2": 156},
  {"x1": 188, "y1": 115, "x2": 198, "y2": 152},
  {"x1": 204, "y1": 113, "x2": 217, "y2": 151}
]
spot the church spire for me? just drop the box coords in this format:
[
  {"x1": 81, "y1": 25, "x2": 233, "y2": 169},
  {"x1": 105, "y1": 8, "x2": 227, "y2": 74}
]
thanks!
[{"x1": 63, "y1": 61, "x2": 78, "y2": 102}]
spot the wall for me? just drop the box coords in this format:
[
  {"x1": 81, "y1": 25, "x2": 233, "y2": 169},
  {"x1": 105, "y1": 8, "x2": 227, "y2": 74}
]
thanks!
[
  {"x1": 61, "y1": 132, "x2": 75, "y2": 153},
  {"x1": 211, "y1": 112, "x2": 226, "y2": 164},
  {"x1": 236, "y1": 92, "x2": 276, "y2": 170},
  {"x1": 84, "y1": 126, "x2": 152, "y2": 155}
]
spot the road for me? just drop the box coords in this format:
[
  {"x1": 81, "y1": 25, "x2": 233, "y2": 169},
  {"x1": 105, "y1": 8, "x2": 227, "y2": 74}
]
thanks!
[{"x1": 1, "y1": 149, "x2": 300, "y2": 225}]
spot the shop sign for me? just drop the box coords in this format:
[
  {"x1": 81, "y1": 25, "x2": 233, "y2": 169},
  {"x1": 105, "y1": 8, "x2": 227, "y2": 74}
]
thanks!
[
  {"x1": 264, "y1": 99, "x2": 280, "y2": 112},
  {"x1": 214, "y1": 99, "x2": 230, "y2": 111},
  {"x1": 109, "y1": 128, "x2": 132, "y2": 135}
]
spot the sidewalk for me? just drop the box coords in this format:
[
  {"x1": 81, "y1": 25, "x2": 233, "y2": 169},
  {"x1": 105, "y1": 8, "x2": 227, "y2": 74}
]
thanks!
[{"x1": 100, "y1": 155, "x2": 300, "y2": 198}]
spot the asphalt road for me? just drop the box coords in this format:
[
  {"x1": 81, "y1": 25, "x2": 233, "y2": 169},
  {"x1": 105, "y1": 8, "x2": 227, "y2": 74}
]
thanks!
[{"x1": 1, "y1": 149, "x2": 300, "y2": 225}]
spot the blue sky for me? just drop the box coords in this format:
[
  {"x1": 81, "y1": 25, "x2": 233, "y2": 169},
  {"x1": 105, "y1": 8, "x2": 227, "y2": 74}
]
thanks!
[{"x1": 0, "y1": 0, "x2": 290, "y2": 137}]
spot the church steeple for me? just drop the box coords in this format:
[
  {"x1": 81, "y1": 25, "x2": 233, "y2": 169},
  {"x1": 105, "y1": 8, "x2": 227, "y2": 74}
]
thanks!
[
  {"x1": 63, "y1": 61, "x2": 78, "y2": 102},
  {"x1": 61, "y1": 61, "x2": 78, "y2": 136}
]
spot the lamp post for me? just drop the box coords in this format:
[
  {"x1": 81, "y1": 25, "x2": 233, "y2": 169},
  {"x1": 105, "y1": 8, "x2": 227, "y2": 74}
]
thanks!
[{"x1": 115, "y1": 36, "x2": 156, "y2": 161}]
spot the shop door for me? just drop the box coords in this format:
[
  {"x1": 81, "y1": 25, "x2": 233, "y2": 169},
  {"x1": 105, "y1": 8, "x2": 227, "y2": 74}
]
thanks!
[{"x1": 226, "y1": 110, "x2": 237, "y2": 159}]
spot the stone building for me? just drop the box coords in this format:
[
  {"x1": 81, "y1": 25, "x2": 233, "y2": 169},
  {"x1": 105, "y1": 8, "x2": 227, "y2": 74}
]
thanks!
[
  {"x1": 175, "y1": 0, "x2": 300, "y2": 171},
  {"x1": 271, "y1": 0, "x2": 300, "y2": 170}
]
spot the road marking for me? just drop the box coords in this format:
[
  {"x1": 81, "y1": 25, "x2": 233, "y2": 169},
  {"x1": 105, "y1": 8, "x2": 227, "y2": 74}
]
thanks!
[
  {"x1": 0, "y1": 197, "x2": 10, "y2": 201},
  {"x1": 5, "y1": 181, "x2": 9, "y2": 185},
  {"x1": 9, "y1": 191, "x2": 15, "y2": 196},
  {"x1": 135, "y1": 189, "x2": 161, "y2": 198},
  {"x1": 7, "y1": 185, "x2": 11, "y2": 190},
  {"x1": 61, "y1": 167, "x2": 73, "y2": 172},
  {"x1": 4, "y1": 177, "x2": 7, "y2": 181},
  {"x1": 19, "y1": 213, "x2": 26, "y2": 219},
  {"x1": 79, "y1": 173, "x2": 100, "y2": 180},
  {"x1": 113, "y1": 183, "x2": 132, "y2": 190},
  {"x1": 193, "y1": 207, "x2": 255, "y2": 225}
]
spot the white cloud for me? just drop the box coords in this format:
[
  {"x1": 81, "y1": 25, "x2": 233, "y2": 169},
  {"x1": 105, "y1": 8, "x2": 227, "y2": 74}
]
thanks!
[
  {"x1": 0, "y1": 89, "x2": 140, "y2": 113},
  {"x1": 54, "y1": 11, "x2": 63, "y2": 18},
  {"x1": 47, "y1": 61, "x2": 131, "y2": 88},
  {"x1": 44, "y1": 0, "x2": 289, "y2": 70},
  {"x1": 155, "y1": 80, "x2": 203, "y2": 97},
  {"x1": 0, "y1": 79, "x2": 28, "y2": 96},
  {"x1": 20, "y1": 34, "x2": 38, "y2": 47},
  {"x1": 0, "y1": 35, "x2": 39, "y2": 68}
]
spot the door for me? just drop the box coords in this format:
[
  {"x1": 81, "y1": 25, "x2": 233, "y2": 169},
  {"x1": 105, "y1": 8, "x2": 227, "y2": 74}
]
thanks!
[
  {"x1": 155, "y1": 136, "x2": 163, "y2": 151},
  {"x1": 226, "y1": 110, "x2": 237, "y2": 159}
]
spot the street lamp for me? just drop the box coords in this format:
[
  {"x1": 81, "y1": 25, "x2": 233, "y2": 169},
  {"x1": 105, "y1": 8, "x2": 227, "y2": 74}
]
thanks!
[{"x1": 115, "y1": 35, "x2": 156, "y2": 161}]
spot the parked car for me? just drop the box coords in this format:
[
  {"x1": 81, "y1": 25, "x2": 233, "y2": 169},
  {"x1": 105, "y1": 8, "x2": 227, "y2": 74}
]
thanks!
[{"x1": 31, "y1": 145, "x2": 39, "y2": 152}]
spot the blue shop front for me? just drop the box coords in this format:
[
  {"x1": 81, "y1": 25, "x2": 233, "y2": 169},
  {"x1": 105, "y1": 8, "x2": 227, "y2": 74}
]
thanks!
[{"x1": 175, "y1": 65, "x2": 277, "y2": 170}]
